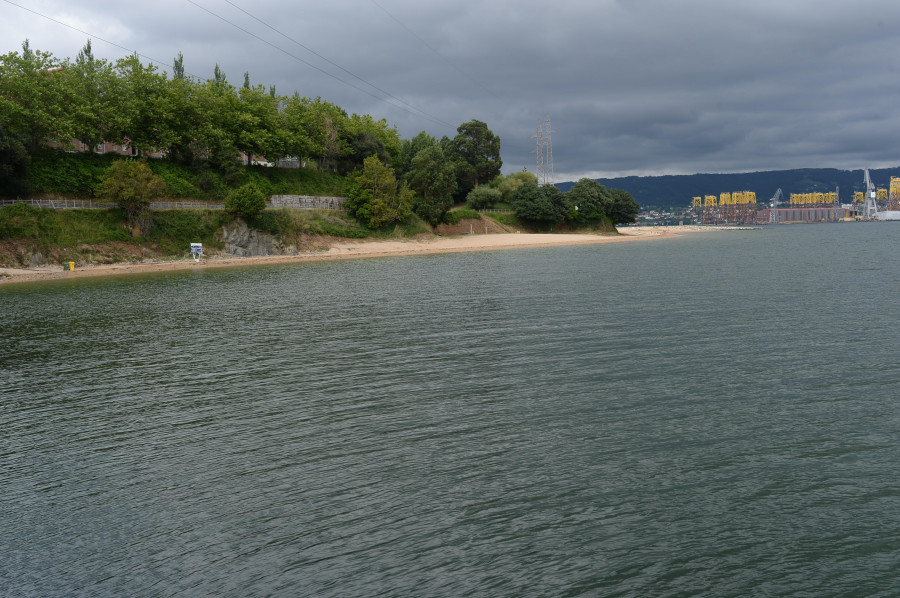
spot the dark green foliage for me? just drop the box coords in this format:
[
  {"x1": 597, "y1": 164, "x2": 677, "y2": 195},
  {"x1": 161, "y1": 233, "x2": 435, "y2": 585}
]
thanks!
[
  {"x1": 512, "y1": 182, "x2": 569, "y2": 226},
  {"x1": 608, "y1": 188, "x2": 640, "y2": 224},
  {"x1": 566, "y1": 178, "x2": 611, "y2": 226},
  {"x1": 395, "y1": 131, "x2": 438, "y2": 180},
  {"x1": 466, "y1": 185, "x2": 502, "y2": 209},
  {"x1": 0, "y1": 124, "x2": 30, "y2": 197},
  {"x1": 28, "y1": 149, "x2": 117, "y2": 196},
  {"x1": 224, "y1": 183, "x2": 267, "y2": 219},
  {"x1": 448, "y1": 120, "x2": 502, "y2": 192},
  {"x1": 25, "y1": 150, "x2": 348, "y2": 200},
  {"x1": 407, "y1": 145, "x2": 456, "y2": 225},
  {"x1": 147, "y1": 160, "x2": 206, "y2": 197}
]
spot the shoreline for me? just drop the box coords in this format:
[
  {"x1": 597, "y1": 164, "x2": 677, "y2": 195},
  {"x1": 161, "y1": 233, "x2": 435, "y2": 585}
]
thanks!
[{"x1": 0, "y1": 225, "x2": 743, "y2": 285}]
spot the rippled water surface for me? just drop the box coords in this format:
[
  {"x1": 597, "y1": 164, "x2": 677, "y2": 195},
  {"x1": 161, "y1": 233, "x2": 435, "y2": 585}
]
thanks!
[{"x1": 2, "y1": 224, "x2": 899, "y2": 596}]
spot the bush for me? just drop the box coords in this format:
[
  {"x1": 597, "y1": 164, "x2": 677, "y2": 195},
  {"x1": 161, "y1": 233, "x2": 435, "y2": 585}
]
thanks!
[
  {"x1": 98, "y1": 159, "x2": 166, "y2": 228},
  {"x1": 224, "y1": 183, "x2": 268, "y2": 219},
  {"x1": 466, "y1": 185, "x2": 502, "y2": 210}
]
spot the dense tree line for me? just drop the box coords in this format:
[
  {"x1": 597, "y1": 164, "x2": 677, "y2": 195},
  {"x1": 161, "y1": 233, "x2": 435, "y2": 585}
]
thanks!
[
  {"x1": 466, "y1": 171, "x2": 639, "y2": 227},
  {"x1": 0, "y1": 40, "x2": 403, "y2": 174},
  {"x1": 1, "y1": 40, "x2": 504, "y2": 227},
  {"x1": 2, "y1": 39, "x2": 638, "y2": 229}
]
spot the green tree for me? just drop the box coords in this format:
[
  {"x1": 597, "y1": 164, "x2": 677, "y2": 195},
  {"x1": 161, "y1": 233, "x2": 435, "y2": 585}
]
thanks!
[
  {"x1": 607, "y1": 188, "x2": 640, "y2": 225},
  {"x1": 407, "y1": 145, "x2": 456, "y2": 224},
  {"x1": 281, "y1": 93, "x2": 323, "y2": 165},
  {"x1": 448, "y1": 119, "x2": 502, "y2": 196},
  {"x1": 491, "y1": 170, "x2": 538, "y2": 203},
  {"x1": 237, "y1": 73, "x2": 283, "y2": 164},
  {"x1": 512, "y1": 182, "x2": 568, "y2": 226},
  {"x1": 297, "y1": 97, "x2": 348, "y2": 171},
  {"x1": 192, "y1": 66, "x2": 244, "y2": 178},
  {"x1": 225, "y1": 183, "x2": 268, "y2": 219},
  {"x1": 337, "y1": 113, "x2": 402, "y2": 174},
  {"x1": 566, "y1": 178, "x2": 612, "y2": 226},
  {"x1": 0, "y1": 40, "x2": 68, "y2": 150},
  {"x1": 114, "y1": 54, "x2": 169, "y2": 154},
  {"x1": 64, "y1": 40, "x2": 123, "y2": 152},
  {"x1": 160, "y1": 52, "x2": 203, "y2": 165},
  {"x1": 395, "y1": 130, "x2": 438, "y2": 180},
  {"x1": 345, "y1": 155, "x2": 414, "y2": 228},
  {"x1": 466, "y1": 185, "x2": 502, "y2": 210},
  {"x1": 98, "y1": 159, "x2": 166, "y2": 230}
]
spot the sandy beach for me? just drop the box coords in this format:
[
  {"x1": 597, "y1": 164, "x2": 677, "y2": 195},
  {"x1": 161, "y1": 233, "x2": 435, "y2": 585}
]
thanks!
[{"x1": 0, "y1": 225, "x2": 731, "y2": 284}]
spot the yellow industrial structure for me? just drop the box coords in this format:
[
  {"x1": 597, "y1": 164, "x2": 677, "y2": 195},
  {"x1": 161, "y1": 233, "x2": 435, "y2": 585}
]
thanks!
[
  {"x1": 693, "y1": 191, "x2": 757, "y2": 224},
  {"x1": 789, "y1": 192, "x2": 838, "y2": 206},
  {"x1": 689, "y1": 170, "x2": 900, "y2": 224},
  {"x1": 889, "y1": 177, "x2": 900, "y2": 210},
  {"x1": 853, "y1": 188, "x2": 887, "y2": 204}
]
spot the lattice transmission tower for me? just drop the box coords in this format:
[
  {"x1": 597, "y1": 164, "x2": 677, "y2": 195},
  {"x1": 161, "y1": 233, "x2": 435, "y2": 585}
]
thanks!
[{"x1": 532, "y1": 116, "x2": 555, "y2": 186}]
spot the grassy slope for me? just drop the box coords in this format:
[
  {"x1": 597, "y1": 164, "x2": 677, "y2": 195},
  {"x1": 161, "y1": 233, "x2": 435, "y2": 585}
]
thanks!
[
  {"x1": 1, "y1": 151, "x2": 616, "y2": 268},
  {"x1": 0, "y1": 150, "x2": 366, "y2": 267},
  {"x1": 0, "y1": 202, "x2": 438, "y2": 268}
]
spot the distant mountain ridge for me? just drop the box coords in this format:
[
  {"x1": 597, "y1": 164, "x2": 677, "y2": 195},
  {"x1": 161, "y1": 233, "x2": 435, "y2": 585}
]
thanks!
[{"x1": 556, "y1": 167, "x2": 900, "y2": 208}]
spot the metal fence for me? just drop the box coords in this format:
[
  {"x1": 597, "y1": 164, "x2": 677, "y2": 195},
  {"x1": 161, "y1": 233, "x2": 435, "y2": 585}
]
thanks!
[
  {"x1": 150, "y1": 201, "x2": 223, "y2": 210},
  {"x1": 1, "y1": 196, "x2": 346, "y2": 211},
  {"x1": 0, "y1": 198, "x2": 116, "y2": 209}
]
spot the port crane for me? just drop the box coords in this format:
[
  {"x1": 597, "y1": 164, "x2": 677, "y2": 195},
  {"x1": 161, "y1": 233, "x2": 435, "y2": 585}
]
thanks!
[
  {"x1": 768, "y1": 188, "x2": 783, "y2": 223},
  {"x1": 862, "y1": 169, "x2": 878, "y2": 220}
]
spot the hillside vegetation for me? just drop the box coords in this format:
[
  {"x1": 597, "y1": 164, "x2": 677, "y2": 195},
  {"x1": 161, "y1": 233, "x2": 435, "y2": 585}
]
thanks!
[
  {"x1": 24, "y1": 149, "x2": 347, "y2": 200},
  {"x1": 0, "y1": 200, "x2": 429, "y2": 268},
  {"x1": 559, "y1": 166, "x2": 900, "y2": 209}
]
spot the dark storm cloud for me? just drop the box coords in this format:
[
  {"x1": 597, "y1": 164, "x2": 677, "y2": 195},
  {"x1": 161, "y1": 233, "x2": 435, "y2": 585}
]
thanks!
[{"x1": 5, "y1": 0, "x2": 900, "y2": 180}]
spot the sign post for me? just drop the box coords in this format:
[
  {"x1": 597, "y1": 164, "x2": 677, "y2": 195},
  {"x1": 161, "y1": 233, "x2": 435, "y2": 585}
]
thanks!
[{"x1": 190, "y1": 243, "x2": 203, "y2": 262}]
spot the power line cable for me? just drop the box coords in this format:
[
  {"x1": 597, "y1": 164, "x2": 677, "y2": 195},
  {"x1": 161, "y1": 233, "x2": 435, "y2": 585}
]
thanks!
[
  {"x1": 3, "y1": 0, "x2": 456, "y2": 129},
  {"x1": 185, "y1": 0, "x2": 452, "y2": 128},
  {"x1": 222, "y1": 0, "x2": 452, "y2": 128},
  {"x1": 1, "y1": 0, "x2": 185, "y2": 74},
  {"x1": 370, "y1": 0, "x2": 496, "y2": 99}
]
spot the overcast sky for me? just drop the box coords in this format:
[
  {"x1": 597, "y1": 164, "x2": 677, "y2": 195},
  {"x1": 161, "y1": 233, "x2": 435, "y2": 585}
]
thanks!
[{"x1": 4, "y1": 0, "x2": 900, "y2": 181}]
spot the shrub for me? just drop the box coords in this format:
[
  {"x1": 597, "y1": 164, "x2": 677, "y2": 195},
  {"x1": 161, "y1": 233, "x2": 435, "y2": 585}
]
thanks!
[
  {"x1": 224, "y1": 183, "x2": 268, "y2": 219},
  {"x1": 98, "y1": 159, "x2": 166, "y2": 229},
  {"x1": 466, "y1": 185, "x2": 502, "y2": 210}
]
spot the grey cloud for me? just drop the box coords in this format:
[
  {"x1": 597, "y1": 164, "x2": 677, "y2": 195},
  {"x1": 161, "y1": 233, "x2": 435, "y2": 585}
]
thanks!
[{"x1": 4, "y1": 0, "x2": 900, "y2": 179}]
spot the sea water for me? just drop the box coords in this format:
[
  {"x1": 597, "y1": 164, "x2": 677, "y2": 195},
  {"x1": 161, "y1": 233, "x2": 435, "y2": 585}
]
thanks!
[{"x1": 2, "y1": 224, "x2": 898, "y2": 597}]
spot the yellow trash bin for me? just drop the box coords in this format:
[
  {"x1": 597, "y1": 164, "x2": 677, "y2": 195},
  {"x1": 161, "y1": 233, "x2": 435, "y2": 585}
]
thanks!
[{"x1": 68, "y1": 261, "x2": 75, "y2": 271}]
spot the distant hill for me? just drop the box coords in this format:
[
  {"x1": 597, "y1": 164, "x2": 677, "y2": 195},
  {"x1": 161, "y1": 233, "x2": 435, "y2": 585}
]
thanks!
[{"x1": 556, "y1": 167, "x2": 900, "y2": 208}]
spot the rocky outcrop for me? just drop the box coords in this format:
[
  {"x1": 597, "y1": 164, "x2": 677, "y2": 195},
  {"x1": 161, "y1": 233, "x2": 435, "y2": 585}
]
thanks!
[{"x1": 221, "y1": 219, "x2": 286, "y2": 257}]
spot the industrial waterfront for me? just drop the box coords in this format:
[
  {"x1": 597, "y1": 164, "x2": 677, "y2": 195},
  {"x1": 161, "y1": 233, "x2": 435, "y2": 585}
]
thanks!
[{"x1": 691, "y1": 169, "x2": 900, "y2": 224}]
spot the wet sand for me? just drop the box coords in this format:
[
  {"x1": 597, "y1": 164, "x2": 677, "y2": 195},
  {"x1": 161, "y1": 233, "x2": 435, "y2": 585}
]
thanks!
[{"x1": 0, "y1": 226, "x2": 730, "y2": 284}]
